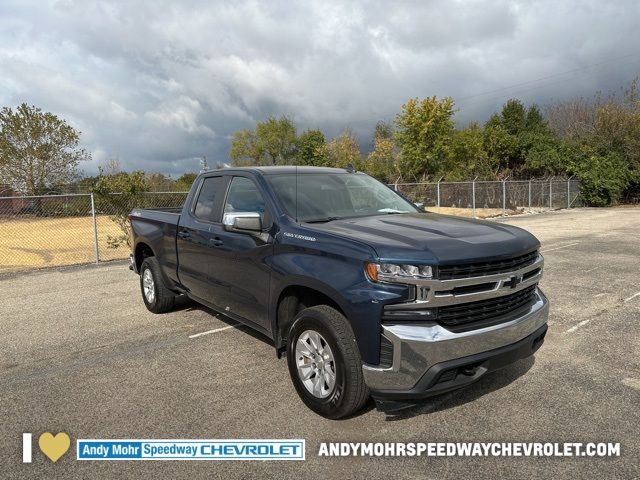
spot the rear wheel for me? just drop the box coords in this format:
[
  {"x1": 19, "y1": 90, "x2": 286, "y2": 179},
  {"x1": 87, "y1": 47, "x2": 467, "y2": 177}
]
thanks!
[
  {"x1": 286, "y1": 305, "x2": 369, "y2": 419},
  {"x1": 140, "y1": 257, "x2": 175, "y2": 313}
]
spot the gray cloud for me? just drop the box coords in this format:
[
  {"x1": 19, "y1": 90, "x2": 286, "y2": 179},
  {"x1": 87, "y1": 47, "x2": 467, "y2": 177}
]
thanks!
[{"x1": 1, "y1": 0, "x2": 638, "y2": 176}]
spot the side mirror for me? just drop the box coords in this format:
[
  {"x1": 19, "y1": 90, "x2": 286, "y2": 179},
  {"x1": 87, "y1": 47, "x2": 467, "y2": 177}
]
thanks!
[
  {"x1": 223, "y1": 212, "x2": 262, "y2": 233},
  {"x1": 415, "y1": 202, "x2": 425, "y2": 210}
]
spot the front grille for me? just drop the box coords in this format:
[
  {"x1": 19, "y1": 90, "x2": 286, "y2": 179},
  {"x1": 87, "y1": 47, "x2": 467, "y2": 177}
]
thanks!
[
  {"x1": 437, "y1": 285, "x2": 537, "y2": 331},
  {"x1": 437, "y1": 250, "x2": 539, "y2": 280}
]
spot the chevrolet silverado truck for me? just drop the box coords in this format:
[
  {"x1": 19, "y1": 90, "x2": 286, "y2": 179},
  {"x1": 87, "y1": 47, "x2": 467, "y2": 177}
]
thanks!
[{"x1": 129, "y1": 166, "x2": 548, "y2": 418}]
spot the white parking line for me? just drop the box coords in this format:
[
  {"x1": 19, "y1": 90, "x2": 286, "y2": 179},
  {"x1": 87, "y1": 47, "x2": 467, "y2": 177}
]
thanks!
[
  {"x1": 189, "y1": 324, "x2": 239, "y2": 338},
  {"x1": 566, "y1": 319, "x2": 590, "y2": 333},
  {"x1": 540, "y1": 242, "x2": 580, "y2": 253},
  {"x1": 623, "y1": 292, "x2": 640, "y2": 303}
]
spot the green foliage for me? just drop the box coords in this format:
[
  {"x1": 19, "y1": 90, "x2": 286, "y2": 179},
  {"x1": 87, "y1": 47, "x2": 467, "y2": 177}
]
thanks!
[
  {"x1": 373, "y1": 121, "x2": 393, "y2": 141},
  {"x1": 500, "y1": 99, "x2": 527, "y2": 135},
  {"x1": 446, "y1": 123, "x2": 495, "y2": 180},
  {"x1": 229, "y1": 129, "x2": 261, "y2": 166},
  {"x1": 545, "y1": 79, "x2": 640, "y2": 204},
  {"x1": 224, "y1": 79, "x2": 640, "y2": 206},
  {"x1": 0, "y1": 103, "x2": 90, "y2": 194},
  {"x1": 92, "y1": 169, "x2": 149, "y2": 249},
  {"x1": 146, "y1": 172, "x2": 174, "y2": 192},
  {"x1": 569, "y1": 148, "x2": 630, "y2": 206},
  {"x1": 364, "y1": 122, "x2": 397, "y2": 182},
  {"x1": 175, "y1": 172, "x2": 198, "y2": 191},
  {"x1": 296, "y1": 129, "x2": 327, "y2": 166},
  {"x1": 318, "y1": 130, "x2": 363, "y2": 169},
  {"x1": 394, "y1": 97, "x2": 455, "y2": 180},
  {"x1": 481, "y1": 99, "x2": 561, "y2": 176},
  {"x1": 230, "y1": 116, "x2": 297, "y2": 166},
  {"x1": 367, "y1": 137, "x2": 397, "y2": 182}
]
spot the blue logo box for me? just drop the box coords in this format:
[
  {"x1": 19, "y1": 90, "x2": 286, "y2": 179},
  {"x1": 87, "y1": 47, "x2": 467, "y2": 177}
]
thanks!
[{"x1": 77, "y1": 439, "x2": 305, "y2": 461}]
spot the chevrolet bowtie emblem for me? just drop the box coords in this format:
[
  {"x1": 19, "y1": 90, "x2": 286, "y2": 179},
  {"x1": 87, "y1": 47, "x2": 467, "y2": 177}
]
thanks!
[{"x1": 507, "y1": 275, "x2": 523, "y2": 289}]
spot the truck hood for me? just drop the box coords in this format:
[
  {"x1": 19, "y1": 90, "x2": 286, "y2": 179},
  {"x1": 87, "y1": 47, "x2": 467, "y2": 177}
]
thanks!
[{"x1": 305, "y1": 213, "x2": 539, "y2": 264}]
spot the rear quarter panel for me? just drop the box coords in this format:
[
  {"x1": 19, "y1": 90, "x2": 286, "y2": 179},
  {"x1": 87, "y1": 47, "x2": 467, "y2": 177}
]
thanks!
[{"x1": 130, "y1": 209, "x2": 180, "y2": 285}]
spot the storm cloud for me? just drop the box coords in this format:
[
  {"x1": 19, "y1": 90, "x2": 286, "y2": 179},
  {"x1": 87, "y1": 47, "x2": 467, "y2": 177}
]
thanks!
[{"x1": 1, "y1": 0, "x2": 638, "y2": 175}]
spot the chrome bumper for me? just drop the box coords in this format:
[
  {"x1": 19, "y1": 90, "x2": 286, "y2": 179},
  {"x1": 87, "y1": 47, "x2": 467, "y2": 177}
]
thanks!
[{"x1": 363, "y1": 288, "x2": 549, "y2": 391}]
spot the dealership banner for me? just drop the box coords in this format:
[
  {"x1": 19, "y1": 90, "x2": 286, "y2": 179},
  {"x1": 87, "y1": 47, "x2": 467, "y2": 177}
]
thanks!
[{"x1": 76, "y1": 439, "x2": 305, "y2": 461}]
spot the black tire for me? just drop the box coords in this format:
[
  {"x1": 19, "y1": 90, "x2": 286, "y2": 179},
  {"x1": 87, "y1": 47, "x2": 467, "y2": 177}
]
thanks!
[
  {"x1": 286, "y1": 305, "x2": 369, "y2": 419},
  {"x1": 140, "y1": 257, "x2": 176, "y2": 314}
]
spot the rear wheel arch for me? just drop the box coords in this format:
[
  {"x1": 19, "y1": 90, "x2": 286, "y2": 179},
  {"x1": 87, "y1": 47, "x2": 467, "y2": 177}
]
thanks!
[{"x1": 134, "y1": 242, "x2": 154, "y2": 271}]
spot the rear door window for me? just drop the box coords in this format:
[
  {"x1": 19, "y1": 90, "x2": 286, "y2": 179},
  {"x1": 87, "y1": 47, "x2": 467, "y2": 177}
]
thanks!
[{"x1": 193, "y1": 176, "x2": 225, "y2": 222}]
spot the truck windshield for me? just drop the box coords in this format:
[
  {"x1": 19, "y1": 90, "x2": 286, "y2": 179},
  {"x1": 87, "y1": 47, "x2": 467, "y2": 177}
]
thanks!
[{"x1": 267, "y1": 173, "x2": 418, "y2": 222}]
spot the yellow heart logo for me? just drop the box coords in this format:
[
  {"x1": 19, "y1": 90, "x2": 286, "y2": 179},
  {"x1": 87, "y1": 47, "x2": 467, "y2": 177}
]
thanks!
[{"x1": 38, "y1": 432, "x2": 70, "y2": 463}]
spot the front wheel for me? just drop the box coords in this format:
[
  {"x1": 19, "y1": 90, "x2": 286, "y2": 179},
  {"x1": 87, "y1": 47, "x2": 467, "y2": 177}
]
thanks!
[{"x1": 286, "y1": 305, "x2": 369, "y2": 419}]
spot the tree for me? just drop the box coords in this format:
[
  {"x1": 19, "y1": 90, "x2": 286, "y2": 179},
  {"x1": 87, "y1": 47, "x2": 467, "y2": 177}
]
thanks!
[
  {"x1": 373, "y1": 121, "x2": 393, "y2": 142},
  {"x1": 500, "y1": 99, "x2": 527, "y2": 135},
  {"x1": 394, "y1": 97, "x2": 455, "y2": 180},
  {"x1": 229, "y1": 129, "x2": 262, "y2": 166},
  {"x1": 296, "y1": 129, "x2": 326, "y2": 165},
  {"x1": 256, "y1": 116, "x2": 297, "y2": 164},
  {"x1": 92, "y1": 169, "x2": 149, "y2": 249},
  {"x1": 446, "y1": 122, "x2": 495, "y2": 180},
  {"x1": 482, "y1": 99, "x2": 560, "y2": 176},
  {"x1": 525, "y1": 104, "x2": 546, "y2": 132},
  {"x1": 175, "y1": 172, "x2": 198, "y2": 191},
  {"x1": 0, "y1": 103, "x2": 90, "y2": 194},
  {"x1": 366, "y1": 122, "x2": 399, "y2": 182},
  {"x1": 146, "y1": 173, "x2": 175, "y2": 192},
  {"x1": 568, "y1": 147, "x2": 630, "y2": 206},
  {"x1": 319, "y1": 130, "x2": 363, "y2": 169},
  {"x1": 544, "y1": 78, "x2": 640, "y2": 202},
  {"x1": 229, "y1": 116, "x2": 297, "y2": 166}
]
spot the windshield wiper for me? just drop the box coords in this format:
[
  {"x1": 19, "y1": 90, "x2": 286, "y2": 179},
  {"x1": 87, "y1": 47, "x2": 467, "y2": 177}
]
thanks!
[{"x1": 304, "y1": 216, "x2": 343, "y2": 223}]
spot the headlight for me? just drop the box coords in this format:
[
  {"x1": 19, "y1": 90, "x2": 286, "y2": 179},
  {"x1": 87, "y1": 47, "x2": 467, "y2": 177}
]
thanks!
[{"x1": 365, "y1": 262, "x2": 433, "y2": 282}]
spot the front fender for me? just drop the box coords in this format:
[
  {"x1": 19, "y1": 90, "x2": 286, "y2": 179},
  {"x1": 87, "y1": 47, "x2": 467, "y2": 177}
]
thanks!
[{"x1": 268, "y1": 248, "x2": 409, "y2": 364}]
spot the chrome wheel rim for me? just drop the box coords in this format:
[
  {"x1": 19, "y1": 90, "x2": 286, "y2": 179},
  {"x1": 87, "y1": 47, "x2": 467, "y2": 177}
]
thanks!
[
  {"x1": 142, "y1": 268, "x2": 155, "y2": 304},
  {"x1": 295, "y1": 330, "x2": 336, "y2": 398}
]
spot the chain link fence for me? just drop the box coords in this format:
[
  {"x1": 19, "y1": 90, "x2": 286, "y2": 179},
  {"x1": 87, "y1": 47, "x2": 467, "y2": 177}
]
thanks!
[
  {"x1": 392, "y1": 179, "x2": 581, "y2": 216},
  {"x1": 0, "y1": 179, "x2": 581, "y2": 273},
  {"x1": 0, "y1": 192, "x2": 187, "y2": 273}
]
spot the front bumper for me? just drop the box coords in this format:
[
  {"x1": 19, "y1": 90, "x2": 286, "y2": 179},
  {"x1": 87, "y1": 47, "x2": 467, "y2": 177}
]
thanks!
[{"x1": 363, "y1": 288, "x2": 549, "y2": 399}]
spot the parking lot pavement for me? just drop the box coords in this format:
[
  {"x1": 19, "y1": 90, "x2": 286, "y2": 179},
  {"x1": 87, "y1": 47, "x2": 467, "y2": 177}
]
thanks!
[{"x1": 1, "y1": 207, "x2": 638, "y2": 479}]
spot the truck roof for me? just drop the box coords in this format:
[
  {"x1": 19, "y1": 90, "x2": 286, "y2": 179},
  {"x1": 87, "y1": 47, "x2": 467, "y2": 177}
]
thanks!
[{"x1": 205, "y1": 166, "x2": 355, "y2": 175}]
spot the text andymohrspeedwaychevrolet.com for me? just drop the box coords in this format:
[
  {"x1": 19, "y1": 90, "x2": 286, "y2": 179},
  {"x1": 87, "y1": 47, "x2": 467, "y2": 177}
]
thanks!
[{"x1": 318, "y1": 442, "x2": 620, "y2": 457}]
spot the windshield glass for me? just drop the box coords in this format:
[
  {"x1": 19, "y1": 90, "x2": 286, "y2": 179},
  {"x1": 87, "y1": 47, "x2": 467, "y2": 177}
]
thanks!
[{"x1": 266, "y1": 172, "x2": 418, "y2": 222}]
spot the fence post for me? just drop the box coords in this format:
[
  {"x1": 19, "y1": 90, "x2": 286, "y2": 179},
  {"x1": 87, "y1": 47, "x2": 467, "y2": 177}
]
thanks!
[
  {"x1": 502, "y1": 179, "x2": 507, "y2": 216},
  {"x1": 549, "y1": 179, "x2": 553, "y2": 209},
  {"x1": 567, "y1": 176, "x2": 573, "y2": 209},
  {"x1": 472, "y1": 177, "x2": 477, "y2": 218},
  {"x1": 437, "y1": 178, "x2": 441, "y2": 212},
  {"x1": 528, "y1": 180, "x2": 532, "y2": 208},
  {"x1": 90, "y1": 193, "x2": 100, "y2": 263}
]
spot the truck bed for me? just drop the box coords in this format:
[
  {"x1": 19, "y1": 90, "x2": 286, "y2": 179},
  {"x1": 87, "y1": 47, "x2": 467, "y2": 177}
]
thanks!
[{"x1": 132, "y1": 207, "x2": 181, "y2": 223}]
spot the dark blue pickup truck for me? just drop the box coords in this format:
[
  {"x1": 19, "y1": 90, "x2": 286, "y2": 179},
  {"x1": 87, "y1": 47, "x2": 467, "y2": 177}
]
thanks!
[{"x1": 129, "y1": 166, "x2": 548, "y2": 418}]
